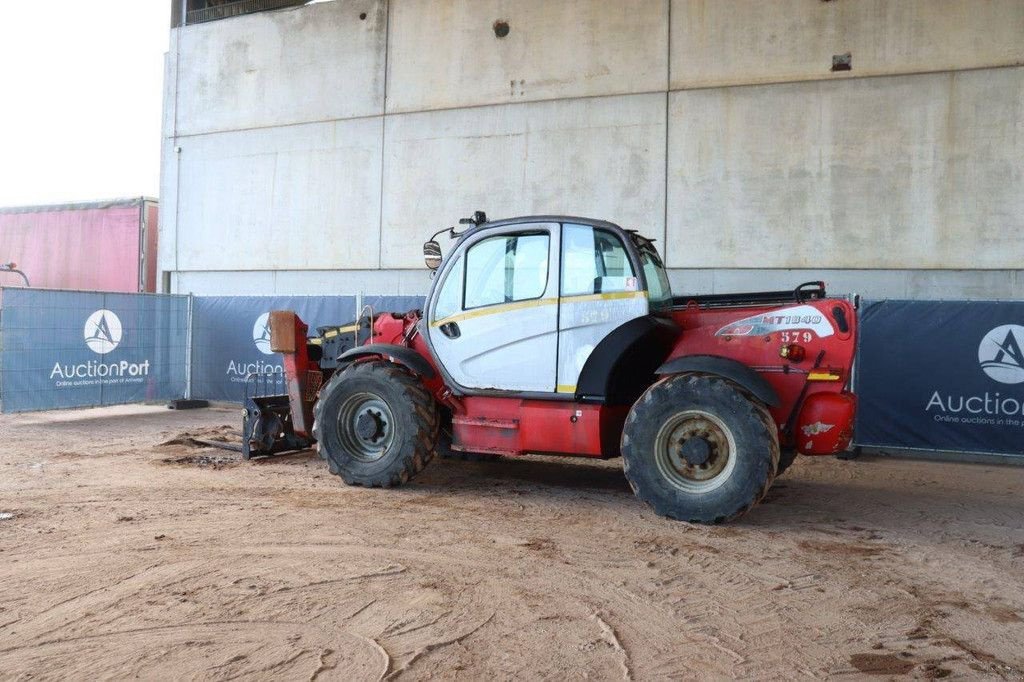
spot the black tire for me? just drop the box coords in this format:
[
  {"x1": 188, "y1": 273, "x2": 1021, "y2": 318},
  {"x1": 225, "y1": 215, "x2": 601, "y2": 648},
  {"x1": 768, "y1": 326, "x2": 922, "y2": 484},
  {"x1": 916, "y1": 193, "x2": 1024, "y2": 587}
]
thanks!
[
  {"x1": 621, "y1": 374, "x2": 779, "y2": 524},
  {"x1": 313, "y1": 360, "x2": 438, "y2": 487},
  {"x1": 750, "y1": 400, "x2": 794, "y2": 479}
]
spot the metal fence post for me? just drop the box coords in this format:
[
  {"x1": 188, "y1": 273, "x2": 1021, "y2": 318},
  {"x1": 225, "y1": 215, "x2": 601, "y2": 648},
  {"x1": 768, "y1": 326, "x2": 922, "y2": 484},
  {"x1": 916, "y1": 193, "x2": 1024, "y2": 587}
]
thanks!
[{"x1": 185, "y1": 293, "x2": 194, "y2": 400}]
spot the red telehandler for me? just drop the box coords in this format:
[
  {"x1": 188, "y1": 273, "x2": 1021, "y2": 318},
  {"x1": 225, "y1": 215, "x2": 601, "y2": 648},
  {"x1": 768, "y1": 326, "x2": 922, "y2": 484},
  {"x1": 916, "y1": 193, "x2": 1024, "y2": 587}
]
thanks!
[{"x1": 243, "y1": 213, "x2": 857, "y2": 523}]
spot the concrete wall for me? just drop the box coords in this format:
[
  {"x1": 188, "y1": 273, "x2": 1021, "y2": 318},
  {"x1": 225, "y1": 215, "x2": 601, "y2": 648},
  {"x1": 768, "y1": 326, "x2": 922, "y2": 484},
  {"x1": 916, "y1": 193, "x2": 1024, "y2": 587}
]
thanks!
[
  {"x1": 670, "y1": 0, "x2": 1024, "y2": 89},
  {"x1": 175, "y1": 0, "x2": 387, "y2": 134},
  {"x1": 160, "y1": 0, "x2": 1024, "y2": 299},
  {"x1": 667, "y1": 67, "x2": 1024, "y2": 270},
  {"x1": 387, "y1": 0, "x2": 669, "y2": 112},
  {"x1": 381, "y1": 93, "x2": 667, "y2": 268}
]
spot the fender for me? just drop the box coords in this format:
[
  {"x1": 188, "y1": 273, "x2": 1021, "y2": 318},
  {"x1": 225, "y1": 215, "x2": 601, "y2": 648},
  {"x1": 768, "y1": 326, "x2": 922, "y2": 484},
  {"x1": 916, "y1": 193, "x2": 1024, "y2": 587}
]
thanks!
[
  {"x1": 655, "y1": 355, "x2": 780, "y2": 407},
  {"x1": 576, "y1": 316, "x2": 679, "y2": 404},
  {"x1": 337, "y1": 343, "x2": 436, "y2": 380}
]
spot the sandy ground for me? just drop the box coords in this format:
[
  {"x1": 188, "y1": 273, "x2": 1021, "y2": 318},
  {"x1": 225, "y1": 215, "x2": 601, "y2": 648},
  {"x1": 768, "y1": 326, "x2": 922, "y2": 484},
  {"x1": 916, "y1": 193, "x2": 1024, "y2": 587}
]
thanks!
[{"x1": 1, "y1": 405, "x2": 1023, "y2": 681}]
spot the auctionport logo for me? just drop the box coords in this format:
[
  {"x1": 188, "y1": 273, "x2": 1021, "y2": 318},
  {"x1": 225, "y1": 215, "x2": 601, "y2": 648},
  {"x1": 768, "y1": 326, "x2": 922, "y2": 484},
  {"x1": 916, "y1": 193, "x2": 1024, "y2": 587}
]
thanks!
[
  {"x1": 84, "y1": 309, "x2": 122, "y2": 354},
  {"x1": 978, "y1": 325, "x2": 1024, "y2": 385},
  {"x1": 226, "y1": 312, "x2": 282, "y2": 382},
  {"x1": 50, "y1": 309, "x2": 150, "y2": 385},
  {"x1": 925, "y1": 324, "x2": 1024, "y2": 426},
  {"x1": 253, "y1": 312, "x2": 273, "y2": 355}
]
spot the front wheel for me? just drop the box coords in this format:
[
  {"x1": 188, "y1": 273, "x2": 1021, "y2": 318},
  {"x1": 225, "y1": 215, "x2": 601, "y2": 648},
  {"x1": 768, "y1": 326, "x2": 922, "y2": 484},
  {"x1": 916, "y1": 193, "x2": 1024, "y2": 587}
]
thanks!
[
  {"x1": 621, "y1": 375, "x2": 779, "y2": 523},
  {"x1": 313, "y1": 360, "x2": 438, "y2": 487}
]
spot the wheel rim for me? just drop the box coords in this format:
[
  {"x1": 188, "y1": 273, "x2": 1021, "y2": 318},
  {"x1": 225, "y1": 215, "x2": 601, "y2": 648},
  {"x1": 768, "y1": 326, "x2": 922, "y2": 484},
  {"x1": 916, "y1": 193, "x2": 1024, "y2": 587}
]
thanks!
[
  {"x1": 653, "y1": 410, "x2": 737, "y2": 494},
  {"x1": 337, "y1": 392, "x2": 395, "y2": 462}
]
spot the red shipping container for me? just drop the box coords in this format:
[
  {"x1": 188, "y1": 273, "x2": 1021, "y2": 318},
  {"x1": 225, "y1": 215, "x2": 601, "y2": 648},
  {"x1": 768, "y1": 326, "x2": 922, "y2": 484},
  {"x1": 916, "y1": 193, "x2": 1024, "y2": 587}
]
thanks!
[{"x1": 0, "y1": 197, "x2": 158, "y2": 292}]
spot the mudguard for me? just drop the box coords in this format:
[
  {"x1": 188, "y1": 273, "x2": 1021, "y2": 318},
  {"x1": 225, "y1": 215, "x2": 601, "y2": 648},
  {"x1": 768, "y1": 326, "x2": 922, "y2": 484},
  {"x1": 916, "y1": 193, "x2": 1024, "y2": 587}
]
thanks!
[
  {"x1": 655, "y1": 354, "x2": 780, "y2": 407},
  {"x1": 576, "y1": 316, "x2": 679, "y2": 404},
  {"x1": 338, "y1": 343, "x2": 436, "y2": 379}
]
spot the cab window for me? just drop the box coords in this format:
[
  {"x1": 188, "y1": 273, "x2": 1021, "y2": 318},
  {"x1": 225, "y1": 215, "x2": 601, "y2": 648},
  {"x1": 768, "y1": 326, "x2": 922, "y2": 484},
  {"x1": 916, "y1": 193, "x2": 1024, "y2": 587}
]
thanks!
[
  {"x1": 561, "y1": 224, "x2": 635, "y2": 297},
  {"x1": 463, "y1": 233, "x2": 549, "y2": 309},
  {"x1": 635, "y1": 238, "x2": 673, "y2": 309},
  {"x1": 432, "y1": 254, "x2": 464, "y2": 322}
]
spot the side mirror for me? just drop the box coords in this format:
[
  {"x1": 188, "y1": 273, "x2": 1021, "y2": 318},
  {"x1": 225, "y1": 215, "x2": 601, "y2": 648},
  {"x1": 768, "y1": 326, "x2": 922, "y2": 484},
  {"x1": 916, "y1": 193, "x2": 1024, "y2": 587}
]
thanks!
[{"x1": 423, "y1": 240, "x2": 442, "y2": 270}]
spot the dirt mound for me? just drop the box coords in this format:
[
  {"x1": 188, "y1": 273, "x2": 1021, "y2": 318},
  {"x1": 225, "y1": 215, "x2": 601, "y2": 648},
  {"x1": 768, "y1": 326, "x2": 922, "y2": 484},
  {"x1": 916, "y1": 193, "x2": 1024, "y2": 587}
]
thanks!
[{"x1": 158, "y1": 424, "x2": 241, "y2": 448}]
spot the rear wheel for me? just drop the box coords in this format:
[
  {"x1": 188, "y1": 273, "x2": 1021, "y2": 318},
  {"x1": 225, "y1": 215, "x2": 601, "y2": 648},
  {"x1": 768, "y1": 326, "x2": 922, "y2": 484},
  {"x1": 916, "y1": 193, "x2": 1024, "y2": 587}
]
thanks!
[
  {"x1": 621, "y1": 374, "x2": 779, "y2": 523},
  {"x1": 313, "y1": 360, "x2": 438, "y2": 487},
  {"x1": 751, "y1": 399, "x2": 796, "y2": 477}
]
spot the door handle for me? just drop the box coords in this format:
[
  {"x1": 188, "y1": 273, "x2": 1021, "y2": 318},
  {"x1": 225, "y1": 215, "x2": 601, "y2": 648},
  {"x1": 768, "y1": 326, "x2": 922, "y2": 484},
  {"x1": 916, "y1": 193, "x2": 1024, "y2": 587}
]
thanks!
[{"x1": 440, "y1": 322, "x2": 461, "y2": 339}]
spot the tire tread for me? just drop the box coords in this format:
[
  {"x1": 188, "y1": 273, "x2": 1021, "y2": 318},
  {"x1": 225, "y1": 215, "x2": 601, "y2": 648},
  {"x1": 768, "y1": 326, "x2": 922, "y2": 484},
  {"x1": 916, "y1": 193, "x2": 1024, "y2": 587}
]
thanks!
[{"x1": 313, "y1": 360, "x2": 437, "y2": 488}]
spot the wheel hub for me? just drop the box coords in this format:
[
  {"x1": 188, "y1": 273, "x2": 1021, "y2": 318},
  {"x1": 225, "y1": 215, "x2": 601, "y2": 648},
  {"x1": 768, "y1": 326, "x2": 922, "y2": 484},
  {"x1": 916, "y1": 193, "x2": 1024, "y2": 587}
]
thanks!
[
  {"x1": 337, "y1": 393, "x2": 395, "y2": 462},
  {"x1": 679, "y1": 436, "x2": 712, "y2": 466},
  {"x1": 654, "y1": 411, "x2": 737, "y2": 493},
  {"x1": 355, "y1": 410, "x2": 386, "y2": 443}
]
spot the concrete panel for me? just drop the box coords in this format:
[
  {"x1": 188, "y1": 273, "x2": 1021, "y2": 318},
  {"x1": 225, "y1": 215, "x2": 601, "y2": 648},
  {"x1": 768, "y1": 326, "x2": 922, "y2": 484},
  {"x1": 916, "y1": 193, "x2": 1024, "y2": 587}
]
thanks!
[
  {"x1": 666, "y1": 67, "x2": 1024, "y2": 270},
  {"x1": 671, "y1": 0, "x2": 1024, "y2": 89},
  {"x1": 274, "y1": 269, "x2": 432, "y2": 296},
  {"x1": 172, "y1": 269, "x2": 432, "y2": 296},
  {"x1": 904, "y1": 270, "x2": 1024, "y2": 301},
  {"x1": 173, "y1": 270, "x2": 275, "y2": 295},
  {"x1": 162, "y1": 31, "x2": 179, "y2": 139},
  {"x1": 175, "y1": 117, "x2": 383, "y2": 271},
  {"x1": 387, "y1": 0, "x2": 668, "y2": 113},
  {"x1": 157, "y1": 137, "x2": 179, "y2": 275},
  {"x1": 380, "y1": 93, "x2": 667, "y2": 269},
  {"x1": 175, "y1": 0, "x2": 386, "y2": 136},
  {"x1": 668, "y1": 269, "x2": 1023, "y2": 301}
]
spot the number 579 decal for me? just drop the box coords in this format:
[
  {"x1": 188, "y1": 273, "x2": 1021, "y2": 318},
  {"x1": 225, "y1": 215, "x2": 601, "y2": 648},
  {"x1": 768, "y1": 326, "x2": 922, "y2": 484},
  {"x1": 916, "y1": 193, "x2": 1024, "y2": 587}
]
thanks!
[{"x1": 780, "y1": 330, "x2": 813, "y2": 343}]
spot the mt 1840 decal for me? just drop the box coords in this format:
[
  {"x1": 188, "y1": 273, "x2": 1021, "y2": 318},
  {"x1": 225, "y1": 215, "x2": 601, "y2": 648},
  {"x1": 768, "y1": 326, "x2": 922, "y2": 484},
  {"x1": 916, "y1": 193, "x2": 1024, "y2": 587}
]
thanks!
[{"x1": 716, "y1": 305, "x2": 835, "y2": 338}]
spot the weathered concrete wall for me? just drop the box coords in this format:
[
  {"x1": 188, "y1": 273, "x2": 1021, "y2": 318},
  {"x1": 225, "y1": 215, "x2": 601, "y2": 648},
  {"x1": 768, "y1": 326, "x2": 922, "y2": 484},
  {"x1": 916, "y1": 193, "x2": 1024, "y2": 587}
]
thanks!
[
  {"x1": 381, "y1": 93, "x2": 666, "y2": 268},
  {"x1": 176, "y1": 117, "x2": 383, "y2": 270},
  {"x1": 160, "y1": 0, "x2": 1024, "y2": 298},
  {"x1": 175, "y1": 0, "x2": 387, "y2": 136},
  {"x1": 171, "y1": 268, "x2": 432, "y2": 296},
  {"x1": 667, "y1": 67, "x2": 1024, "y2": 270},
  {"x1": 671, "y1": 0, "x2": 1024, "y2": 89},
  {"x1": 387, "y1": 0, "x2": 668, "y2": 113}
]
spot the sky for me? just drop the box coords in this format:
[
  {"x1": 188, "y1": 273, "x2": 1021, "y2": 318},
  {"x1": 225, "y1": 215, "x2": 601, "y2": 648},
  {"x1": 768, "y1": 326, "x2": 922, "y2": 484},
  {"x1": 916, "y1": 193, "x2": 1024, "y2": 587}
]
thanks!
[{"x1": 0, "y1": 2, "x2": 170, "y2": 207}]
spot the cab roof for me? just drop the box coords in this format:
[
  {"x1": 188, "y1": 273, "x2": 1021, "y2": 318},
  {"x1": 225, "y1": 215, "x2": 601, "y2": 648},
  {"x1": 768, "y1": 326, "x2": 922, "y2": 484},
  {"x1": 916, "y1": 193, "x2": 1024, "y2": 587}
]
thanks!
[{"x1": 458, "y1": 215, "x2": 654, "y2": 243}]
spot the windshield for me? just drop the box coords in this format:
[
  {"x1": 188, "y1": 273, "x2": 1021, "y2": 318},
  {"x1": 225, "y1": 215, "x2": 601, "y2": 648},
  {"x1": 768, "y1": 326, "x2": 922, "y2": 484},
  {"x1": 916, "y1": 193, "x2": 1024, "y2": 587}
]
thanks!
[{"x1": 633, "y1": 237, "x2": 672, "y2": 309}]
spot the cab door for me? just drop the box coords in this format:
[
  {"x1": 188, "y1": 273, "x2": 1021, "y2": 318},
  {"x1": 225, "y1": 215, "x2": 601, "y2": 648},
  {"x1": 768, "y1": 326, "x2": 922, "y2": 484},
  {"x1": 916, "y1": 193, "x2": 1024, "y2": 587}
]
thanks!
[
  {"x1": 426, "y1": 223, "x2": 560, "y2": 392},
  {"x1": 556, "y1": 223, "x2": 649, "y2": 394}
]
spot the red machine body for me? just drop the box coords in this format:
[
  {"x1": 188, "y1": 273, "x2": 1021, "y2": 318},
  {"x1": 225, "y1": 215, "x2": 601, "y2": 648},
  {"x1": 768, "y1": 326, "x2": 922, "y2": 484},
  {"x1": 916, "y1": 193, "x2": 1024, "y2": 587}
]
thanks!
[
  {"x1": 348, "y1": 295, "x2": 857, "y2": 461},
  {"x1": 254, "y1": 214, "x2": 861, "y2": 522}
]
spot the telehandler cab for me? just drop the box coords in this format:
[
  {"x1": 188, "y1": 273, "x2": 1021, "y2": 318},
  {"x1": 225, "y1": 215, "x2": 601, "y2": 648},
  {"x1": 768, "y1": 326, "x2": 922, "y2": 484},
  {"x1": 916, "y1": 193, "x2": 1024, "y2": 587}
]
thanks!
[{"x1": 245, "y1": 213, "x2": 857, "y2": 523}]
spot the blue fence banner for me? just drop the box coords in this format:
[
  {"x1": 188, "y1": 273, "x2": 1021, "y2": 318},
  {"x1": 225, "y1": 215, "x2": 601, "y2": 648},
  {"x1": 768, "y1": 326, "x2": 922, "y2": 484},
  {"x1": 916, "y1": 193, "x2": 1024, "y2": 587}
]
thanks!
[
  {"x1": 189, "y1": 295, "x2": 424, "y2": 402},
  {"x1": 855, "y1": 299, "x2": 1024, "y2": 457},
  {"x1": 0, "y1": 288, "x2": 189, "y2": 412},
  {"x1": 5, "y1": 286, "x2": 1023, "y2": 462}
]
